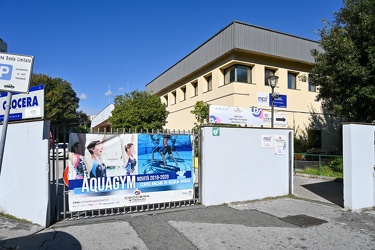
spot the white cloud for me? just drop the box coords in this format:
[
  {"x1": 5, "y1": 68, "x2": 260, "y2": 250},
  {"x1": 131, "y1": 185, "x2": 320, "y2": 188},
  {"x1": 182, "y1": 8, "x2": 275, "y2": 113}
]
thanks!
[
  {"x1": 79, "y1": 93, "x2": 87, "y2": 100},
  {"x1": 118, "y1": 87, "x2": 124, "y2": 92},
  {"x1": 105, "y1": 90, "x2": 114, "y2": 96}
]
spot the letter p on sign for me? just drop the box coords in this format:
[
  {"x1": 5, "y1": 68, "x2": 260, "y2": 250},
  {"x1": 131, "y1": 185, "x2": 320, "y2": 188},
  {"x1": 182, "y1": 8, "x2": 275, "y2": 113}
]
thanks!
[{"x1": 0, "y1": 64, "x2": 12, "y2": 80}]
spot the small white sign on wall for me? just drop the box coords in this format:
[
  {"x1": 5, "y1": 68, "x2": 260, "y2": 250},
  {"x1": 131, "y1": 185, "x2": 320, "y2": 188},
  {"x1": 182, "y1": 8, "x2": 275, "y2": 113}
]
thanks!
[
  {"x1": 274, "y1": 134, "x2": 287, "y2": 155},
  {"x1": 261, "y1": 134, "x2": 273, "y2": 147}
]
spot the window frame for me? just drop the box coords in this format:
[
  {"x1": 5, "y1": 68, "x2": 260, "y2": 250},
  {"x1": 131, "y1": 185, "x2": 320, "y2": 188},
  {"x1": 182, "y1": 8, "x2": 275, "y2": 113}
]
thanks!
[
  {"x1": 191, "y1": 81, "x2": 198, "y2": 97},
  {"x1": 171, "y1": 90, "x2": 176, "y2": 104},
  {"x1": 288, "y1": 72, "x2": 297, "y2": 89},
  {"x1": 180, "y1": 86, "x2": 186, "y2": 101},
  {"x1": 265, "y1": 68, "x2": 277, "y2": 86},
  {"x1": 224, "y1": 64, "x2": 252, "y2": 85},
  {"x1": 308, "y1": 129, "x2": 322, "y2": 148},
  {"x1": 163, "y1": 95, "x2": 168, "y2": 106},
  {"x1": 308, "y1": 79, "x2": 317, "y2": 92},
  {"x1": 205, "y1": 75, "x2": 212, "y2": 92}
]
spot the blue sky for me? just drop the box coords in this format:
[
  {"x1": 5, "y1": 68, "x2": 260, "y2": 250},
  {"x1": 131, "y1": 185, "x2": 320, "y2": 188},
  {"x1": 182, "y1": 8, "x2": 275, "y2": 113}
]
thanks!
[{"x1": 0, "y1": 0, "x2": 342, "y2": 116}]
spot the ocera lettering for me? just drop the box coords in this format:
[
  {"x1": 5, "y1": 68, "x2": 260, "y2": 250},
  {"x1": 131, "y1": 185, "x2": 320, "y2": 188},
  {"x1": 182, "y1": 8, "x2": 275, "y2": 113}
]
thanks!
[{"x1": 2, "y1": 96, "x2": 38, "y2": 110}]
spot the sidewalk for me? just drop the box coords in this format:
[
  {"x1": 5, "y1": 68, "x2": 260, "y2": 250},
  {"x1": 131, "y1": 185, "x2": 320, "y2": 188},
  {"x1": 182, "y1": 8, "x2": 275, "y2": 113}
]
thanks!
[{"x1": 1, "y1": 176, "x2": 375, "y2": 250}]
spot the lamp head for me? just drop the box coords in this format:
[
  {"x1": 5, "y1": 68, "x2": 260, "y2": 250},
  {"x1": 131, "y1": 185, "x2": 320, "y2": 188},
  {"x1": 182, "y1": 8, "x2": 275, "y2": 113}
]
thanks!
[{"x1": 267, "y1": 75, "x2": 279, "y2": 88}]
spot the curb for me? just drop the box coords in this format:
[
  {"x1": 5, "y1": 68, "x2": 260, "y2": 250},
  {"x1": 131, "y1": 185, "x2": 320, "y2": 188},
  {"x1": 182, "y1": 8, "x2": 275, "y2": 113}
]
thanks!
[{"x1": 295, "y1": 173, "x2": 343, "y2": 182}]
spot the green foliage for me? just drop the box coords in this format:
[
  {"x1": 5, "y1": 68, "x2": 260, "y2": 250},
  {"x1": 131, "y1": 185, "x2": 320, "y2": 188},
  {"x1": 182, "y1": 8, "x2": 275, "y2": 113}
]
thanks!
[
  {"x1": 310, "y1": 0, "x2": 375, "y2": 122},
  {"x1": 190, "y1": 100, "x2": 209, "y2": 125},
  {"x1": 31, "y1": 73, "x2": 90, "y2": 128},
  {"x1": 294, "y1": 126, "x2": 309, "y2": 153},
  {"x1": 326, "y1": 157, "x2": 343, "y2": 172},
  {"x1": 109, "y1": 90, "x2": 169, "y2": 130},
  {"x1": 190, "y1": 101, "x2": 209, "y2": 156},
  {"x1": 297, "y1": 165, "x2": 343, "y2": 178},
  {"x1": 294, "y1": 125, "x2": 320, "y2": 153},
  {"x1": 0, "y1": 212, "x2": 31, "y2": 223}
]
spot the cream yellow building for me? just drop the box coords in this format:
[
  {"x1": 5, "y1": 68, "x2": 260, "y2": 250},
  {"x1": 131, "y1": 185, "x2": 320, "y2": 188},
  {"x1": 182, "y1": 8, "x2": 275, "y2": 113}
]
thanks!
[{"x1": 146, "y1": 21, "x2": 340, "y2": 152}]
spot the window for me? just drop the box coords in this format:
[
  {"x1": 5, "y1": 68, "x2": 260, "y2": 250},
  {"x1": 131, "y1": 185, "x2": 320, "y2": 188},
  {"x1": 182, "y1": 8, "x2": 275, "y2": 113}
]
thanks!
[
  {"x1": 308, "y1": 130, "x2": 321, "y2": 148},
  {"x1": 171, "y1": 91, "x2": 176, "y2": 104},
  {"x1": 265, "y1": 69, "x2": 276, "y2": 86},
  {"x1": 308, "y1": 79, "x2": 317, "y2": 92},
  {"x1": 163, "y1": 95, "x2": 168, "y2": 106},
  {"x1": 191, "y1": 81, "x2": 198, "y2": 97},
  {"x1": 224, "y1": 64, "x2": 252, "y2": 85},
  {"x1": 288, "y1": 72, "x2": 297, "y2": 89},
  {"x1": 180, "y1": 86, "x2": 186, "y2": 100},
  {"x1": 205, "y1": 75, "x2": 212, "y2": 92}
]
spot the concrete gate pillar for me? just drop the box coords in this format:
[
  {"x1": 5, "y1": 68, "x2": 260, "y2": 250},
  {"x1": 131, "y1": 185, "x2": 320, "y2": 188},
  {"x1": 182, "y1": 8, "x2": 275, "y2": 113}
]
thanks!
[{"x1": 343, "y1": 123, "x2": 375, "y2": 210}]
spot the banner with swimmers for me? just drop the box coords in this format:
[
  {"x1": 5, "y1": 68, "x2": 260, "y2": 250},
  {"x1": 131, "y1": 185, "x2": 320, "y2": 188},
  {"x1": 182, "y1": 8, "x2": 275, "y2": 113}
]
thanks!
[{"x1": 67, "y1": 133, "x2": 194, "y2": 212}]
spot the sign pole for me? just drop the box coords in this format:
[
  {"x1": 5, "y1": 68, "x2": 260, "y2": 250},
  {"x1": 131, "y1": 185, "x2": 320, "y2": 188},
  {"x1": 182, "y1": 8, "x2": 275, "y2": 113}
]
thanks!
[{"x1": 0, "y1": 92, "x2": 12, "y2": 175}]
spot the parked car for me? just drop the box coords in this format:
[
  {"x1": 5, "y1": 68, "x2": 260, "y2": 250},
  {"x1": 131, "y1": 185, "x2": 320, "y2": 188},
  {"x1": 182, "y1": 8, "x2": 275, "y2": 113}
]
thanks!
[{"x1": 50, "y1": 143, "x2": 69, "y2": 159}]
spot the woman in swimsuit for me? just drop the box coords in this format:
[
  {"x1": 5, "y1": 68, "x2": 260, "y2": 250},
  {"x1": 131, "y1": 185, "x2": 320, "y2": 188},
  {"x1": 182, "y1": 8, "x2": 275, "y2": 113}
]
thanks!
[
  {"x1": 87, "y1": 140, "x2": 107, "y2": 178},
  {"x1": 125, "y1": 143, "x2": 137, "y2": 175}
]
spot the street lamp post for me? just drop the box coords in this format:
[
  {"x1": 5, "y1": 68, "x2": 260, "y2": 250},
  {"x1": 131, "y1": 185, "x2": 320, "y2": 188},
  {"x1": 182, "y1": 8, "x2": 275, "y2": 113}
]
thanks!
[{"x1": 267, "y1": 75, "x2": 279, "y2": 128}]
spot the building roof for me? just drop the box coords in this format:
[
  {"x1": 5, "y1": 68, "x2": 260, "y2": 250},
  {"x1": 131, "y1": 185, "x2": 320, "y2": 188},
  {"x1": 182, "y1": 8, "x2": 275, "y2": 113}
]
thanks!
[
  {"x1": 146, "y1": 20, "x2": 322, "y2": 94},
  {"x1": 90, "y1": 104, "x2": 114, "y2": 130}
]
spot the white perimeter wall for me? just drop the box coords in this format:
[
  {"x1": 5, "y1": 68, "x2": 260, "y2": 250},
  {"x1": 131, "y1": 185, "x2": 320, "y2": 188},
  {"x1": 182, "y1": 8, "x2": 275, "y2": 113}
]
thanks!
[
  {"x1": 0, "y1": 120, "x2": 50, "y2": 226},
  {"x1": 200, "y1": 126, "x2": 293, "y2": 206},
  {"x1": 343, "y1": 123, "x2": 375, "y2": 210}
]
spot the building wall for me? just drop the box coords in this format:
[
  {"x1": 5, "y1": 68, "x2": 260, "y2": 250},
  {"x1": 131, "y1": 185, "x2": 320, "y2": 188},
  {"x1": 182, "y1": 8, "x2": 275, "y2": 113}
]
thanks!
[
  {"x1": 0, "y1": 38, "x2": 7, "y2": 52},
  {"x1": 147, "y1": 22, "x2": 341, "y2": 153},
  {"x1": 162, "y1": 54, "x2": 320, "y2": 128}
]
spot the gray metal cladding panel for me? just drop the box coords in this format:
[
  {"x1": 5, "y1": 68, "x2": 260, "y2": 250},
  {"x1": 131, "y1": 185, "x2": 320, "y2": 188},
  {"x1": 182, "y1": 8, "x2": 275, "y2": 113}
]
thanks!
[
  {"x1": 234, "y1": 23, "x2": 319, "y2": 63},
  {"x1": 146, "y1": 21, "x2": 322, "y2": 94},
  {"x1": 147, "y1": 27, "x2": 235, "y2": 94}
]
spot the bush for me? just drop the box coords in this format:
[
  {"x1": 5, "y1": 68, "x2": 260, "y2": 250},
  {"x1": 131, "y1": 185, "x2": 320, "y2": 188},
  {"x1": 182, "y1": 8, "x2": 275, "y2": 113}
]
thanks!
[{"x1": 326, "y1": 157, "x2": 343, "y2": 173}]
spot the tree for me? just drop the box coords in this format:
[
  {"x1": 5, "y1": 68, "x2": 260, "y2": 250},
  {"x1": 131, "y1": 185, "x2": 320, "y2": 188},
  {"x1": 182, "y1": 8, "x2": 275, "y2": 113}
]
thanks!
[
  {"x1": 109, "y1": 90, "x2": 169, "y2": 130},
  {"x1": 310, "y1": 0, "x2": 375, "y2": 122},
  {"x1": 190, "y1": 101, "x2": 209, "y2": 156},
  {"x1": 75, "y1": 110, "x2": 91, "y2": 132},
  {"x1": 190, "y1": 100, "x2": 209, "y2": 126},
  {"x1": 31, "y1": 73, "x2": 90, "y2": 129}
]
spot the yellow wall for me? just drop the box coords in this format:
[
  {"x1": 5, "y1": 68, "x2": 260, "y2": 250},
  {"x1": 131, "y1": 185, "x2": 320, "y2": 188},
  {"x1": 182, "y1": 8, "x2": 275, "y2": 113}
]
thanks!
[{"x1": 157, "y1": 53, "x2": 339, "y2": 152}]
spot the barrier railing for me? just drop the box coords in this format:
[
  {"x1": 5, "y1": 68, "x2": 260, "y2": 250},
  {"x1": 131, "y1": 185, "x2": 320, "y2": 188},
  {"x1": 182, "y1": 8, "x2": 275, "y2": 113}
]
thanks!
[{"x1": 294, "y1": 153, "x2": 343, "y2": 178}]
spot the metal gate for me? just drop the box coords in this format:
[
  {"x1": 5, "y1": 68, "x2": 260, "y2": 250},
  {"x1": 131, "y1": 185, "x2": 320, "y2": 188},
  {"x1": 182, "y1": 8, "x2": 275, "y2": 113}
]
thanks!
[{"x1": 49, "y1": 127, "x2": 199, "y2": 223}]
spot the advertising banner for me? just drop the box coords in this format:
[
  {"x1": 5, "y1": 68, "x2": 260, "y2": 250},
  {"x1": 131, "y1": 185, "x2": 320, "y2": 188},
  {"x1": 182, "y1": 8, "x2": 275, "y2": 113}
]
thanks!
[
  {"x1": 0, "y1": 84, "x2": 44, "y2": 122},
  {"x1": 209, "y1": 104, "x2": 263, "y2": 126},
  {"x1": 67, "y1": 133, "x2": 194, "y2": 212}
]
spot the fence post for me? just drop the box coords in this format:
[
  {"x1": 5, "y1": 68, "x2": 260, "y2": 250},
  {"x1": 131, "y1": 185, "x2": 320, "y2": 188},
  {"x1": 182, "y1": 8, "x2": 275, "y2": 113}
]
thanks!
[{"x1": 319, "y1": 155, "x2": 322, "y2": 176}]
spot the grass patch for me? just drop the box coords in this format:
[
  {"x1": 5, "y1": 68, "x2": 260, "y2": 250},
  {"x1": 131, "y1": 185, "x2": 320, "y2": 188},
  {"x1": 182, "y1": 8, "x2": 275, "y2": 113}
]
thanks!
[
  {"x1": 0, "y1": 212, "x2": 32, "y2": 223},
  {"x1": 296, "y1": 165, "x2": 343, "y2": 178}
]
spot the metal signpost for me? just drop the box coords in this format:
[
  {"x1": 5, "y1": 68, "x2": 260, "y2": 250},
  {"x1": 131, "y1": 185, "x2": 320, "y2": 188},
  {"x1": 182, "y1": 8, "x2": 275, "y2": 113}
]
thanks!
[{"x1": 0, "y1": 52, "x2": 34, "y2": 174}]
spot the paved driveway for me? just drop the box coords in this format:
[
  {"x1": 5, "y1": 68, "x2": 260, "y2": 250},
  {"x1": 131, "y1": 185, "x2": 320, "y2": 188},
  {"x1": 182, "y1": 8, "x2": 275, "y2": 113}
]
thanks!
[{"x1": 293, "y1": 174, "x2": 343, "y2": 207}]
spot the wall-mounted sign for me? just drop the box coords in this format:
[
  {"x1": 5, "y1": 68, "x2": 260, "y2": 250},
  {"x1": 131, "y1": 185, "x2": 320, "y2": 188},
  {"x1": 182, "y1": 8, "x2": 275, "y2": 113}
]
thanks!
[
  {"x1": 263, "y1": 111, "x2": 287, "y2": 127},
  {"x1": 257, "y1": 92, "x2": 269, "y2": 107},
  {"x1": 0, "y1": 85, "x2": 44, "y2": 122},
  {"x1": 269, "y1": 94, "x2": 287, "y2": 108},
  {"x1": 209, "y1": 105, "x2": 263, "y2": 126},
  {"x1": 212, "y1": 127, "x2": 220, "y2": 136},
  {"x1": 0, "y1": 52, "x2": 34, "y2": 93}
]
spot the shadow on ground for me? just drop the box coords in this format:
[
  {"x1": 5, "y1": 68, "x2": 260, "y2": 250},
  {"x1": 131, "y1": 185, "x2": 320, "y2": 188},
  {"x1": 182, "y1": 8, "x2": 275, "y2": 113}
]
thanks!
[
  {"x1": 301, "y1": 179, "x2": 344, "y2": 207},
  {"x1": 0, "y1": 231, "x2": 81, "y2": 250}
]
